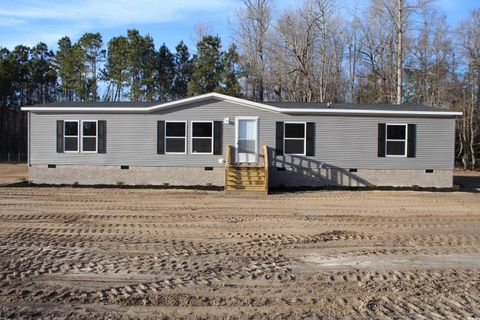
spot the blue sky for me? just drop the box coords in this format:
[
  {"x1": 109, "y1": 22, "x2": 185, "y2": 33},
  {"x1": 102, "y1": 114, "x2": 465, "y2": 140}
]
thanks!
[{"x1": 0, "y1": 0, "x2": 478, "y2": 52}]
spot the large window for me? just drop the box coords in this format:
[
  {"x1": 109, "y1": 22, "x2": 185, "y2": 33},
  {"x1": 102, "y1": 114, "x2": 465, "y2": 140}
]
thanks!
[
  {"x1": 165, "y1": 121, "x2": 186, "y2": 154},
  {"x1": 386, "y1": 124, "x2": 407, "y2": 157},
  {"x1": 284, "y1": 122, "x2": 306, "y2": 155},
  {"x1": 64, "y1": 121, "x2": 79, "y2": 152},
  {"x1": 82, "y1": 121, "x2": 97, "y2": 152},
  {"x1": 191, "y1": 121, "x2": 213, "y2": 154}
]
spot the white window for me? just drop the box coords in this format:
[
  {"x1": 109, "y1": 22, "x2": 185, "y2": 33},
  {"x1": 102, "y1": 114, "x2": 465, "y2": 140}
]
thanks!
[
  {"x1": 165, "y1": 121, "x2": 186, "y2": 154},
  {"x1": 284, "y1": 122, "x2": 306, "y2": 155},
  {"x1": 64, "y1": 121, "x2": 79, "y2": 152},
  {"x1": 82, "y1": 121, "x2": 97, "y2": 153},
  {"x1": 386, "y1": 124, "x2": 407, "y2": 157},
  {"x1": 191, "y1": 121, "x2": 213, "y2": 154}
]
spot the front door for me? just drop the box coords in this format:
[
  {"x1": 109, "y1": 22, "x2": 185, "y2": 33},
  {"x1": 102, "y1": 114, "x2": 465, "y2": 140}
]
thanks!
[{"x1": 236, "y1": 117, "x2": 258, "y2": 163}]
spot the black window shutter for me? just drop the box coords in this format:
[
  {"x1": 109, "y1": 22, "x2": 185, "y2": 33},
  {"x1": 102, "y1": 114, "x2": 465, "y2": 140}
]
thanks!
[
  {"x1": 275, "y1": 122, "x2": 284, "y2": 155},
  {"x1": 407, "y1": 124, "x2": 416, "y2": 158},
  {"x1": 378, "y1": 123, "x2": 386, "y2": 157},
  {"x1": 306, "y1": 122, "x2": 315, "y2": 156},
  {"x1": 157, "y1": 121, "x2": 165, "y2": 154},
  {"x1": 56, "y1": 120, "x2": 64, "y2": 153},
  {"x1": 213, "y1": 121, "x2": 223, "y2": 155},
  {"x1": 97, "y1": 120, "x2": 107, "y2": 153}
]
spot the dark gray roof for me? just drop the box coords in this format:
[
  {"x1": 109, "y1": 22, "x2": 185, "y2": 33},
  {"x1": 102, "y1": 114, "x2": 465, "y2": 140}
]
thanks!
[
  {"x1": 24, "y1": 98, "x2": 459, "y2": 114},
  {"x1": 263, "y1": 102, "x2": 454, "y2": 113}
]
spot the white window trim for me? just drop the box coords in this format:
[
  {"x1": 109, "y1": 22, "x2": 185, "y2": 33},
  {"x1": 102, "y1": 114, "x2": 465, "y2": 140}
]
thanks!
[
  {"x1": 165, "y1": 121, "x2": 187, "y2": 154},
  {"x1": 284, "y1": 121, "x2": 306, "y2": 156},
  {"x1": 64, "y1": 120, "x2": 79, "y2": 153},
  {"x1": 191, "y1": 121, "x2": 214, "y2": 155},
  {"x1": 385, "y1": 123, "x2": 408, "y2": 158},
  {"x1": 81, "y1": 120, "x2": 98, "y2": 153}
]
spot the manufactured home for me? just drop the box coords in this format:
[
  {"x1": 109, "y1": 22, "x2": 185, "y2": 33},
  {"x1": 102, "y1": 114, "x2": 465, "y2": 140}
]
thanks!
[{"x1": 22, "y1": 93, "x2": 461, "y2": 192}]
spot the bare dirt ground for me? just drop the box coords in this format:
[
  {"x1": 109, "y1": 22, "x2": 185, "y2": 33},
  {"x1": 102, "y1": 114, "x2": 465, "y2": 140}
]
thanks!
[
  {"x1": 0, "y1": 164, "x2": 27, "y2": 185},
  {"x1": 0, "y1": 165, "x2": 479, "y2": 319}
]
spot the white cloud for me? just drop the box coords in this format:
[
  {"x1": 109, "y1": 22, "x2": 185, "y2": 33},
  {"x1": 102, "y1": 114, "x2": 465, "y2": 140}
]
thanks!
[
  {"x1": 0, "y1": 0, "x2": 240, "y2": 49},
  {"x1": 0, "y1": 0, "x2": 238, "y2": 28}
]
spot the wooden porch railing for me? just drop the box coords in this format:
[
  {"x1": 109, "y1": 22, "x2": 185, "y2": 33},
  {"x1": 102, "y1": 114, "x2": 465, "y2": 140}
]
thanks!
[
  {"x1": 263, "y1": 145, "x2": 269, "y2": 192},
  {"x1": 225, "y1": 145, "x2": 232, "y2": 188}
]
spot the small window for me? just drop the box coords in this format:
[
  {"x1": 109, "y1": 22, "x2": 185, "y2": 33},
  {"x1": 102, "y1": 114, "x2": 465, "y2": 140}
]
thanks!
[
  {"x1": 82, "y1": 121, "x2": 97, "y2": 152},
  {"x1": 64, "y1": 121, "x2": 79, "y2": 152},
  {"x1": 284, "y1": 122, "x2": 306, "y2": 155},
  {"x1": 165, "y1": 121, "x2": 186, "y2": 154},
  {"x1": 192, "y1": 122, "x2": 213, "y2": 154},
  {"x1": 386, "y1": 124, "x2": 407, "y2": 157}
]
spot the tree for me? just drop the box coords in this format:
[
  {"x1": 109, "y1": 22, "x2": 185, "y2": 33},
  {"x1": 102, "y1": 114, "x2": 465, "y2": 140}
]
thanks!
[
  {"x1": 378, "y1": 0, "x2": 432, "y2": 104},
  {"x1": 77, "y1": 32, "x2": 105, "y2": 101},
  {"x1": 188, "y1": 35, "x2": 224, "y2": 95},
  {"x1": 29, "y1": 43, "x2": 57, "y2": 104},
  {"x1": 218, "y1": 44, "x2": 242, "y2": 97},
  {"x1": 233, "y1": 0, "x2": 272, "y2": 101},
  {"x1": 56, "y1": 36, "x2": 85, "y2": 101},
  {"x1": 172, "y1": 41, "x2": 192, "y2": 99},
  {"x1": 457, "y1": 9, "x2": 480, "y2": 169},
  {"x1": 156, "y1": 43, "x2": 175, "y2": 101},
  {"x1": 103, "y1": 36, "x2": 129, "y2": 101},
  {"x1": 126, "y1": 29, "x2": 156, "y2": 101}
]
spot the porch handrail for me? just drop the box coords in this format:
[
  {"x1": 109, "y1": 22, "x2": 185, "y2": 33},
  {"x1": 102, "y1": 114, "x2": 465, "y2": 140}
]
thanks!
[
  {"x1": 263, "y1": 145, "x2": 269, "y2": 192},
  {"x1": 226, "y1": 145, "x2": 232, "y2": 167}
]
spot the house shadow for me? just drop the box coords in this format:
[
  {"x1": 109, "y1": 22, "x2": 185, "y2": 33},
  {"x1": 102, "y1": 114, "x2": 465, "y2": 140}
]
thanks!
[
  {"x1": 453, "y1": 172, "x2": 480, "y2": 192},
  {"x1": 261, "y1": 147, "x2": 373, "y2": 191}
]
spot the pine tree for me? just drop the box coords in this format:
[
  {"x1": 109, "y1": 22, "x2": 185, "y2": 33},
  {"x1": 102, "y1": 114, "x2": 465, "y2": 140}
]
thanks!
[
  {"x1": 56, "y1": 37, "x2": 84, "y2": 101},
  {"x1": 172, "y1": 41, "x2": 192, "y2": 99},
  {"x1": 77, "y1": 33, "x2": 105, "y2": 101},
  {"x1": 157, "y1": 43, "x2": 175, "y2": 101},
  {"x1": 103, "y1": 36, "x2": 129, "y2": 101},
  {"x1": 218, "y1": 44, "x2": 242, "y2": 97},
  {"x1": 188, "y1": 35, "x2": 224, "y2": 96},
  {"x1": 29, "y1": 42, "x2": 57, "y2": 104},
  {"x1": 126, "y1": 29, "x2": 156, "y2": 101}
]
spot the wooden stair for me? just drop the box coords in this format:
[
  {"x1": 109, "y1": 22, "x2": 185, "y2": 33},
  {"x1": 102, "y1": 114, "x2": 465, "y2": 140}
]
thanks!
[{"x1": 224, "y1": 145, "x2": 269, "y2": 195}]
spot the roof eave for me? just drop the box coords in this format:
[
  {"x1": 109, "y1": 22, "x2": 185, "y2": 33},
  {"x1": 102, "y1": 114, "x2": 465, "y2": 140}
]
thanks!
[{"x1": 21, "y1": 92, "x2": 463, "y2": 116}]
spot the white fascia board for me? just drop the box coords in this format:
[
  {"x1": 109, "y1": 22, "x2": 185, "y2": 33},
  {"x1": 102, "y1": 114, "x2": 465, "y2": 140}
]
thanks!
[{"x1": 21, "y1": 92, "x2": 463, "y2": 116}]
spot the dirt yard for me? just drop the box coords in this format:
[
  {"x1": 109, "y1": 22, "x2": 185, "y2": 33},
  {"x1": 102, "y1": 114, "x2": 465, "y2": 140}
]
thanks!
[{"x1": 0, "y1": 165, "x2": 479, "y2": 319}]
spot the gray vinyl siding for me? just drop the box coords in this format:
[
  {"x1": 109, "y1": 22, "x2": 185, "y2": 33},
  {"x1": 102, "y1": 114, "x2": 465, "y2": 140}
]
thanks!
[{"x1": 29, "y1": 99, "x2": 455, "y2": 170}]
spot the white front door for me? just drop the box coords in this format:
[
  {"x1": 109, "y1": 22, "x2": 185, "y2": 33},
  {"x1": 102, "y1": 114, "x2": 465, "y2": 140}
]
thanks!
[{"x1": 236, "y1": 117, "x2": 258, "y2": 163}]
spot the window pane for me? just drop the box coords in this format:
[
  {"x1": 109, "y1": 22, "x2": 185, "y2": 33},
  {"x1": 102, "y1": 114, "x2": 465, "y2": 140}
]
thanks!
[
  {"x1": 65, "y1": 122, "x2": 78, "y2": 136},
  {"x1": 166, "y1": 138, "x2": 185, "y2": 153},
  {"x1": 83, "y1": 121, "x2": 96, "y2": 136},
  {"x1": 387, "y1": 141, "x2": 406, "y2": 155},
  {"x1": 285, "y1": 139, "x2": 304, "y2": 154},
  {"x1": 237, "y1": 139, "x2": 256, "y2": 153},
  {"x1": 83, "y1": 137, "x2": 96, "y2": 151},
  {"x1": 238, "y1": 120, "x2": 256, "y2": 140},
  {"x1": 192, "y1": 138, "x2": 212, "y2": 153},
  {"x1": 65, "y1": 137, "x2": 78, "y2": 151},
  {"x1": 193, "y1": 122, "x2": 212, "y2": 137},
  {"x1": 387, "y1": 125, "x2": 406, "y2": 140},
  {"x1": 285, "y1": 123, "x2": 305, "y2": 138},
  {"x1": 166, "y1": 122, "x2": 185, "y2": 137}
]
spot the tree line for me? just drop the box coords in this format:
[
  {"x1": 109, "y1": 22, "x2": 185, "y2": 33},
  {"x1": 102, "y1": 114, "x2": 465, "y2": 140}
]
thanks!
[{"x1": 0, "y1": 0, "x2": 478, "y2": 168}]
